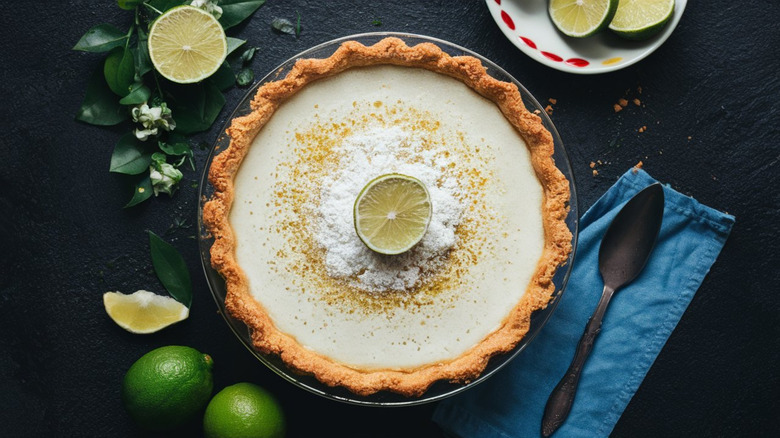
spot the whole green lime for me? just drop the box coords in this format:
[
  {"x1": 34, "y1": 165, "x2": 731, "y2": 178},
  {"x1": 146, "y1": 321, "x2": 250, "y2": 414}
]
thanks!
[
  {"x1": 122, "y1": 345, "x2": 214, "y2": 431},
  {"x1": 203, "y1": 382, "x2": 286, "y2": 438}
]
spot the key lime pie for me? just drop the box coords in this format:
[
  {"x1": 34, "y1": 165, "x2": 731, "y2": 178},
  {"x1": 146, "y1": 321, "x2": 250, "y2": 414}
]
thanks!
[{"x1": 203, "y1": 37, "x2": 572, "y2": 396}]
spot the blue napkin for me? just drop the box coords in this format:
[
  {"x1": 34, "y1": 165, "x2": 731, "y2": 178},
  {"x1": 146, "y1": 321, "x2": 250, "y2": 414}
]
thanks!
[{"x1": 433, "y1": 168, "x2": 735, "y2": 438}]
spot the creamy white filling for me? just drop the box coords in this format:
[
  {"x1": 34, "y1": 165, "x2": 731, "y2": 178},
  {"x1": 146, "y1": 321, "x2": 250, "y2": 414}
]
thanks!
[{"x1": 230, "y1": 66, "x2": 544, "y2": 370}]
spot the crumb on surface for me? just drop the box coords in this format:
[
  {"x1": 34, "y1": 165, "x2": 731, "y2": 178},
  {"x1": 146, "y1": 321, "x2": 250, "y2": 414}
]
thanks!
[
  {"x1": 613, "y1": 104, "x2": 623, "y2": 113},
  {"x1": 632, "y1": 161, "x2": 644, "y2": 173},
  {"x1": 618, "y1": 98, "x2": 628, "y2": 107},
  {"x1": 638, "y1": 125, "x2": 647, "y2": 133},
  {"x1": 592, "y1": 169, "x2": 598, "y2": 176},
  {"x1": 544, "y1": 105, "x2": 553, "y2": 115},
  {"x1": 633, "y1": 98, "x2": 641, "y2": 106},
  {"x1": 589, "y1": 161, "x2": 596, "y2": 169},
  {"x1": 548, "y1": 98, "x2": 557, "y2": 105}
]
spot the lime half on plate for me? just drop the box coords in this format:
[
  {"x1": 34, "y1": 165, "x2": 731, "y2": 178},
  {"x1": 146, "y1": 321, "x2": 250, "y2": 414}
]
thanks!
[
  {"x1": 549, "y1": 0, "x2": 619, "y2": 38},
  {"x1": 609, "y1": 0, "x2": 676, "y2": 40}
]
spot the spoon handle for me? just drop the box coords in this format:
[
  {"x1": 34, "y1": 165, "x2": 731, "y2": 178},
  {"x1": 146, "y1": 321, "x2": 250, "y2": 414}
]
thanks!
[{"x1": 541, "y1": 285, "x2": 615, "y2": 437}]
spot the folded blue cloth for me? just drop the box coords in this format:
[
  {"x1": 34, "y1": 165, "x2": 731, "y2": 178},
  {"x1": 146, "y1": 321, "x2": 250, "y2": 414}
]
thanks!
[{"x1": 433, "y1": 168, "x2": 735, "y2": 438}]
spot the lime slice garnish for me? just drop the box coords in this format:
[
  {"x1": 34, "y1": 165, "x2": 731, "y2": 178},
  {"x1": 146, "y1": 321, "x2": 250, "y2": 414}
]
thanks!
[
  {"x1": 148, "y1": 5, "x2": 227, "y2": 84},
  {"x1": 549, "y1": 0, "x2": 619, "y2": 38},
  {"x1": 103, "y1": 290, "x2": 188, "y2": 334},
  {"x1": 609, "y1": 0, "x2": 675, "y2": 41},
  {"x1": 354, "y1": 174, "x2": 432, "y2": 255}
]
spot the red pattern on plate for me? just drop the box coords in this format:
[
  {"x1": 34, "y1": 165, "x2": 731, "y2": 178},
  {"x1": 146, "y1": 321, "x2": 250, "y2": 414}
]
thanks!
[
  {"x1": 520, "y1": 37, "x2": 537, "y2": 49},
  {"x1": 500, "y1": 10, "x2": 515, "y2": 30},
  {"x1": 495, "y1": 0, "x2": 501, "y2": 4},
  {"x1": 540, "y1": 51, "x2": 563, "y2": 62},
  {"x1": 566, "y1": 58, "x2": 589, "y2": 67},
  {"x1": 495, "y1": 7, "x2": 591, "y2": 69}
]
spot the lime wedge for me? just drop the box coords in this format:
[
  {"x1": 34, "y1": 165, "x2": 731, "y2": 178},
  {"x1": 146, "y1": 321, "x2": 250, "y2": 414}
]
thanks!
[
  {"x1": 148, "y1": 5, "x2": 227, "y2": 84},
  {"x1": 549, "y1": 0, "x2": 619, "y2": 38},
  {"x1": 103, "y1": 290, "x2": 189, "y2": 334},
  {"x1": 609, "y1": 0, "x2": 675, "y2": 40},
  {"x1": 354, "y1": 174, "x2": 432, "y2": 255}
]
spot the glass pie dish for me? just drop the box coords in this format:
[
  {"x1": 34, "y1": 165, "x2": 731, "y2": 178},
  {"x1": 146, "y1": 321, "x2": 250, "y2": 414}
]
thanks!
[{"x1": 197, "y1": 32, "x2": 578, "y2": 406}]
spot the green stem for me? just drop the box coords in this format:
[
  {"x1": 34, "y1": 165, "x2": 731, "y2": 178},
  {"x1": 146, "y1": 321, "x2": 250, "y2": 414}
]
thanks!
[
  {"x1": 143, "y1": 2, "x2": 163, "y2": 15},
  {"x1": 153, "y1": 71, "x2": 164, "y2": 101},
  {"x1": 124, "y1": 24, "x2": 135, "y2": 50}
]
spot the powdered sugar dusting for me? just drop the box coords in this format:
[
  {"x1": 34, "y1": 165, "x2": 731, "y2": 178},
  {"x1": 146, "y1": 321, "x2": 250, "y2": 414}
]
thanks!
[{"x1": 315, "y1": 125, "x2": 462, "y2": 292}]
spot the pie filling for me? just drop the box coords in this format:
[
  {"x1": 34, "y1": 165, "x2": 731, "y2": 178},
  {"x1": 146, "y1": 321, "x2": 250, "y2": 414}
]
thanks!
[{"x1": 204, "y1": 38, "x2": 571, "y2": 396}]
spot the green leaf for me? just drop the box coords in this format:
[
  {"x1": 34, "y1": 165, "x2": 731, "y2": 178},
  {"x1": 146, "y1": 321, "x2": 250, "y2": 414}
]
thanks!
[
  {"x1": 75, "y1": 66, "x2": 128, "y2": 126},
  {"x1": 160, "y1": 133, "x2": 195, "y2": 170},
  {"x1": 124, "y1": 174, "x2": 153, "y2": 208},
  {"x1": 220, "y1": 0, "x2": 267, "y2": 30},
  {"x1": 104, "y1": 47, "x2": 135, "y2": 96},
  {"x1": 271, "y1": 17, "x2": 295, "y2": 35},
  {"x1": 226, "y1": 37, "x2": 246, "y2": 56},
  {"x1": 166, "y1": 81, "x2": 225, "y2": 134},
  {"x1": 73, "y1": 24, "x2": 128, "y2": 52},
  {"x1": 158, "y1": 139, "x2": 192, "y2": 157},
  {"x1": 148, "y1": 231, "x2": 192, "y2": 308},
  {"x1": 110, "y1": 133, "x2": 152, "y2": 175},
  {"x1": 119, "y1": 83, "x2": 151, "y2": 105},
  {"x1": 118, "y1": 0, "x2": 144, "y2": 10},
  {"x1": 239, "y1": 47, "x2": 257, "y2": 64},
  {"x1": 208, "y1": 62, "x2": 236, "y2": 91},
  {"x1": 236, "y1": 68, "x2": 254, "y2": 87},
  {"x1": 134, "y1": 26, "x2": 153, "y2": 78}
]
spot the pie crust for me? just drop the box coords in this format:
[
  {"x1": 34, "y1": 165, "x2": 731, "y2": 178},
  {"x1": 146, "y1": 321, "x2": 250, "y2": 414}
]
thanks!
[{"x1": 203, "y1": 37, "x2": 572, "y2": 396}]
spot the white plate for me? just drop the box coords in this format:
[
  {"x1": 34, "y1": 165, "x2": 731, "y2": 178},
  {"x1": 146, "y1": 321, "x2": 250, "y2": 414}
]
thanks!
[{"x1": 485, "y1": 0, "x2": 687, "y2": 74}]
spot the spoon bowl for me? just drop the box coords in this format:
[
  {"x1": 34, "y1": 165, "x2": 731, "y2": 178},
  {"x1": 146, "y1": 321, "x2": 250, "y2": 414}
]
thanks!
[{"x1": 600, "y1": 183, "x2": 665, "y2": 290}]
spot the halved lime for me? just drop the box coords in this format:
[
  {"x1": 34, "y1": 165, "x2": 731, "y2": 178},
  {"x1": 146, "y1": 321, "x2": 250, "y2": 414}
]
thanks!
[
  {"x1": 103, "y1": 290, "x2": 189, "y2": 334},
  {"x1": 549, "y1": 0, "x2": 619, "y2": 38},
  {"x1": 609, "y1": 0, "x2": 675, "y2": 41},
  {"x1": 354, "y1": 174, "x2": 432, "y2": 255},
  {"x1": 148, "y1": 5, "x2": 227, "y2": 84}
]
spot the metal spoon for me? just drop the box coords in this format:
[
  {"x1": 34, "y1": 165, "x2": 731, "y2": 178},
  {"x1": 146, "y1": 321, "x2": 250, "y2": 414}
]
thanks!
[{"x1": 541, "y1": 183, "x2": 665, "y2": 437}]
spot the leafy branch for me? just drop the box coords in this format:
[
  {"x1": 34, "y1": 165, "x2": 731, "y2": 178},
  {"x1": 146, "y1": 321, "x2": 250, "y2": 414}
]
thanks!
[{"x1": 73, "y1": 0, "x2": 266, "y2": 207}]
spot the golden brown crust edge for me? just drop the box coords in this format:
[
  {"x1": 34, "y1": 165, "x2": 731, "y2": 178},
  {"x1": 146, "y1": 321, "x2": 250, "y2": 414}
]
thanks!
[{"x1": 202, "y1": 37, "x2": 572, "y2": 397}]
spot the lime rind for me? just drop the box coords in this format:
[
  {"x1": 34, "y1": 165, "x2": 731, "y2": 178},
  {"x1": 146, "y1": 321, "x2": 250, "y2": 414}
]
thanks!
[
  {"x1": 549, "y1": 0, "x2": 619, "y2": 38},
  {"x1": 353, "y1": 173, "x2": 432, "y2": 255},
  {"x1": 609, "y1": 0, "x2": 676, "y2": 40}
]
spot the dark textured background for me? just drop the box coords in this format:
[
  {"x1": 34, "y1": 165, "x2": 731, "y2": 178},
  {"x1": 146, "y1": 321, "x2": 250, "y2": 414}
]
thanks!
[{"x1": 1, "y1": 1, "x2": 778, "y2": 436}]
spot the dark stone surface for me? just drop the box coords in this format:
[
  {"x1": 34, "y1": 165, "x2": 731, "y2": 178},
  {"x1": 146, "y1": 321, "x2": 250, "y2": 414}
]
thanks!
[{"x1": 1, "y1": 1, "x2": 778, "y2": 436}]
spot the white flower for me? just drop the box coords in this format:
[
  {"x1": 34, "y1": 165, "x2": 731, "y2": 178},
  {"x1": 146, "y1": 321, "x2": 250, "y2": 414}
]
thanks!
[
  {"x1": 134, "y1": 127, "x2": 158, "y2": 141},
  {"x1": 149, "y1": 153, "x2": 183, "y2": 197},
  {"x1": 131, "y1": 102, "x2": 175, "y2": 141},
  {"x1": 190, "y1": 0, "x2": 223, "y2": 19}
]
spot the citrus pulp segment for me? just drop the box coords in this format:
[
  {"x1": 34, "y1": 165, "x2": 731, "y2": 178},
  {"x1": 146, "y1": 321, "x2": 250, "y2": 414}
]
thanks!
[
  {"x1": 548, "y1": 0, "x2": 619, "y2": 38},
  {"x1": 609, "y1": 0, "x2": 676, "y2": 40},
  {"x1": 147, "y1": 5, "x2": 227, "y2": 83},
  {"x1": 353, "y1": 173, "x2": 432, "y2": 255},
  {"x1": 103, "y1": 290, "x2": 188, "y2": 334}
]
